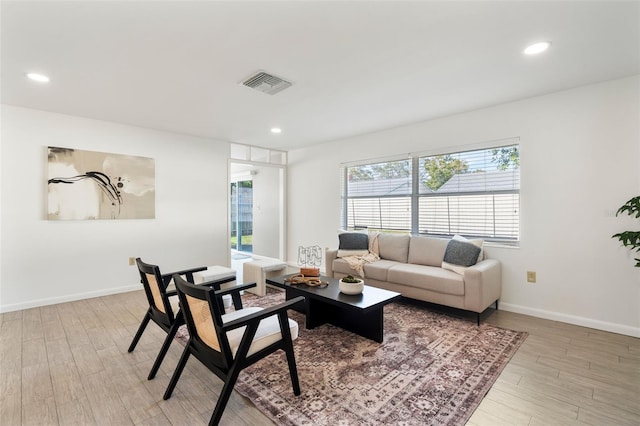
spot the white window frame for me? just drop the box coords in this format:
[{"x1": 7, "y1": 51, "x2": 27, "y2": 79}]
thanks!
[{"x1": 341, "y1": 139, "x2": 520, "y2": 244}]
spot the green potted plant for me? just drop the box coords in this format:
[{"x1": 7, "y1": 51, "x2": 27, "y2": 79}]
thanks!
[
  {"x1": 339, "y1": 275, "x2": 364, "y2": 295},
  {"x1": 612, "y1": 196, "x2": 640, "y2": 267}
]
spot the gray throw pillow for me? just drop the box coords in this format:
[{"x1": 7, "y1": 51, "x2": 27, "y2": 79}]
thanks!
[
  {"x1": 443, "y1": 239, "x2": 481, "y2": 267},
  {"x1": 338, "y1": 232, "x2": 369, "y2": 250}
]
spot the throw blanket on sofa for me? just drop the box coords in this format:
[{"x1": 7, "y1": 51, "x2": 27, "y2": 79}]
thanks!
[{"x1": 343, "y1": 232, "x2": 380, "y2": 277}]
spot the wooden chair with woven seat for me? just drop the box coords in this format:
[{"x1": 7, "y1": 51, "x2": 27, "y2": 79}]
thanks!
[
  {"x1": 164, "y1": 274, "x2": 304, "y2": 426},
  {"x1": 128, "y1": 258, "x2": 235, "y2": 380}
]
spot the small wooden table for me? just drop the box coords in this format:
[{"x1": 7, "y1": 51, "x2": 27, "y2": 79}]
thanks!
[{"x1": 266, "y1": 274, "x2": 401, "y2": 343}]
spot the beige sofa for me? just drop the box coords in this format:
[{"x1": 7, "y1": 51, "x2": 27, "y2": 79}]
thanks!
[{"x1": 325, "y1": 233, "x2": 501, "y2": 324}]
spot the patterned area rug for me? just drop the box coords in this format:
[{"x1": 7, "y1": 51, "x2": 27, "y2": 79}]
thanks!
[{"x1": 177, "y1": 290, "x2": 527, "y2": 426}]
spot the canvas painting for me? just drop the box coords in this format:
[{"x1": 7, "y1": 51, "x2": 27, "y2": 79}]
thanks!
[{"x1": 47, "y1": 146, "x2": 155, "y2": 220}]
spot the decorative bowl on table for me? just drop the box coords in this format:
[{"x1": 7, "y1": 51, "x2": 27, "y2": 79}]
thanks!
[{"x1": 339, "y1": 275, "x2": 364, "y2": 295}]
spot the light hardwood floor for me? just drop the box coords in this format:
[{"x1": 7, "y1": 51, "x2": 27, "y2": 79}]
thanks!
[{"x1": 1, "y1": 289, "x2": 638, "y2": 425}]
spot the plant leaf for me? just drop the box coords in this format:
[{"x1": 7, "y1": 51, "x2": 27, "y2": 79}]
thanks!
[
  {"x1": 614, "y1": 196, "x2": 640, "y2": 267},
  {"x1": 615, "y1": 196, "x2": 640, "y2": 218},
  {"x1": 612, "y1": 231, "x2": 640, "y2": 247}
]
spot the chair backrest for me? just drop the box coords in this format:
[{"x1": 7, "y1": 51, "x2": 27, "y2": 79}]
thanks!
[
  {"x1": 137, "y1": 258, "x2": 176, "y2": 324},
  {"x1": 173, "y1": 274, "x2": 233, "y2": 367}
]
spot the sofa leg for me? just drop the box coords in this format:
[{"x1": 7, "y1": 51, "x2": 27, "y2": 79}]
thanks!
[
  {"x1": 476, "y1": 313, "x2": 480, "y2": 326},
  {"x1": 495, "y1": 300, "x2": 499, "y2": 310}
]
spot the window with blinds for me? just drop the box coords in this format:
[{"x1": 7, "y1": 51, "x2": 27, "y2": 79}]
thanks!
[
  {"x1": 344, "y1": 159, "x2": 412, "y2": 232},
  {"x1": 342, "y1": 143, "x2": 520, "y2": 243}
]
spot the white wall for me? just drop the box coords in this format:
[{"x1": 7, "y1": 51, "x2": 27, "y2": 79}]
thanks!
[
  {"x1": 287, "y1": 76, "x2": 640, "y2": 337},
  {"x1": 0, "y1": 105, "x2": 230, "y2": 311},
  {"x1": 252, "y1": 165, "x2": 284, "y2": 259}
]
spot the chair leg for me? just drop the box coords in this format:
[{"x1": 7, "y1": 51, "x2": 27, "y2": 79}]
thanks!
[
  {"x1": 148, "y1": 315, "x2": 182, "y2": 380},
  {"x1": 209, "y1": 366, "x2": 242, "y2": 426},
  {"x1": 163, "y1": 345, "x2": 191, "y2": 400},
  {"x1": 208, "y1": 325, "x2": 259, "y2": 425},
  {"x1": 278, "y1": 313, "x2": 301, "y2": 395},
  {"x1": 128, "y1": 311, "x2": 151, "y2": 352},
  {"x1": 284, "y1": 343, "x2": 301, "y2": 396}
]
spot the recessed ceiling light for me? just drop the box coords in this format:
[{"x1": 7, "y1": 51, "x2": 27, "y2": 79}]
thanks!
[
  {"x1": 26, "y1": 72, "x2": 50, "y2": 83},
  {"x1": 271, "y1": 127, "x2": 282, "y2": 134},
  {"x1": 523, "y1": 41, "x2": 551, "y2": 55}
]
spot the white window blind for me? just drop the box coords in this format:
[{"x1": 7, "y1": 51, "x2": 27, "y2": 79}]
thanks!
[{"x1": 348, "y1": 198, "x2": 412, "y2": 231}]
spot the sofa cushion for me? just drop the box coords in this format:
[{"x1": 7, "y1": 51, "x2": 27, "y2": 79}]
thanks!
[
  {"x1": 408, "y1": 236, "x2": 448, "y2": 267},
  {"x1": 338, "y1": 232, "x2": 368, "y2": 249},
  {"x1": 363, "y1": 259, "x2": 402, "y2": 282},
  {"x1": 387, "y1": 264, "x2": 464, "y2": 296},
  {"x1": 443, "y1": 239, "x2": 481, "y2": 266},
  {"x1": 452, "y1": 234, "x2": 484, "y2": 262},
  {"x1": 337, "y1": 232, "x2": 370, "y2": 257},
  {"x1": 442, "y1": 237, "x2": 482, "y2": 275},
  {"x1": 378, "y1": 233, "x2": 410, "y2": 263}
]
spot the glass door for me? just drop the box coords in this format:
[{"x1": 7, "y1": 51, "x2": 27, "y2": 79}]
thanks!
[
  {"x1": 230, "y1": 162, "x2": 285, "y2": 260},
  {"x1": 230, "y1": 179, "x2": 253, "y2": 253}
]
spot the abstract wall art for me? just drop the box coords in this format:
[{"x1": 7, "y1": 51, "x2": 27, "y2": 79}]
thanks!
[{"x1": 47, "y1": 146, "x2": 155, "y2": 220}]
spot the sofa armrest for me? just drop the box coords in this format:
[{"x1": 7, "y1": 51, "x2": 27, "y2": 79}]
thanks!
[
  {"x1": 325, "y1": 249, "x2": 338, "y2": 278},
  {"x1": 463, "y1": 259, "x2": 502, "y2": 313}
]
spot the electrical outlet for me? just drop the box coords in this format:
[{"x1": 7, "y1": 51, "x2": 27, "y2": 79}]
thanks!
[
  {"x1": 129, "y1": 257, "x2": 135, "y2": 266},
  {"x1": 527, "y1": 271, "x2": 536, "y2": 283}
]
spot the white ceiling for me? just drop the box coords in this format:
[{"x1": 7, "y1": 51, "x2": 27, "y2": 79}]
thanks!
[{"x1": 2, "y1": 1, "x2": 639, "y2": 151}]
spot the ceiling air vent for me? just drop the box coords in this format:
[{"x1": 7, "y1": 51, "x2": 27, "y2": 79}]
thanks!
[{"x1": 241, "y1": 70, "x2": 292, "y2": 95}]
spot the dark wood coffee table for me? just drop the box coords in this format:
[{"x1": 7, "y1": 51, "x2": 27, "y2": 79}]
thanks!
[{"x1": 266, "y1": 274, "x2": 401, "y2": 343}]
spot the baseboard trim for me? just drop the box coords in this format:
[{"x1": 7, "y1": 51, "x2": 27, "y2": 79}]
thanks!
[
  {"x1": 3, "y1": 286, "x2": 638, "y2": 338},
  {"x1": 0, "y1": 284, "x2": 141, "y2": 313},
  {"x1": 500, "y1": 302, "x2": 640, "y2": 338}
]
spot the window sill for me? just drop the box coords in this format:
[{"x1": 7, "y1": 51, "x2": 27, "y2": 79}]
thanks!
[{"x1": 484, "y1": 241, "x2": 520, "y2": 249}]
